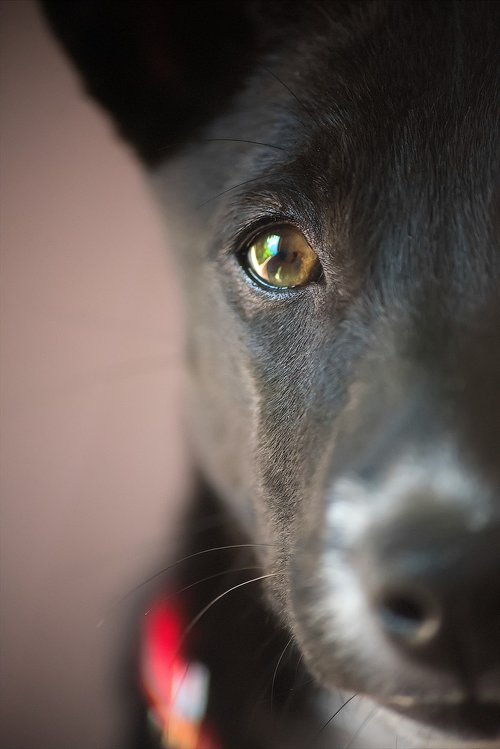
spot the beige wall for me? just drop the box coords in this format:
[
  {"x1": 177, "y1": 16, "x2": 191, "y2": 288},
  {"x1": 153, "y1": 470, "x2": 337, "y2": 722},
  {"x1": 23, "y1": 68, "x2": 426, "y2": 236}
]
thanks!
[{"x1": 0, "y1": 2, "x2": 188, "y2": 747}]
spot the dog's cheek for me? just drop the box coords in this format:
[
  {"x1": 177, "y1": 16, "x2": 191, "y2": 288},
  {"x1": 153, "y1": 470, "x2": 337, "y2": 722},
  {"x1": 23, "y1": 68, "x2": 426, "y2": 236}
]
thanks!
[
  {"x1": 243, "y1": 318, "x2": 344, "y2": 614},
  {"x1": 175, "y1": 259, "x2": 267, "y2": 529},
  {"x1": 186, "y1": 323, "x2": 261, "y2": 531}
]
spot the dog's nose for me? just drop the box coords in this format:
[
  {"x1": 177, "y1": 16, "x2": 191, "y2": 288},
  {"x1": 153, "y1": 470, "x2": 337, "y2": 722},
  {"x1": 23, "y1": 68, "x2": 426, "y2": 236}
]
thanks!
[
  {"x1": 362, "y1": 513, "x2": 500, "y2": 670},
  {"x1": 375, "y1": 582, "x2": 441, "y2": 646}
]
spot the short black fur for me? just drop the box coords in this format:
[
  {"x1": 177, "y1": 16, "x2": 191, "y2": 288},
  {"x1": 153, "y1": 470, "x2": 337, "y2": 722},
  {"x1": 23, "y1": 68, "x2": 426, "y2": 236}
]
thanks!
[{"x1": 42, "y1": 2, "x2": 500, "y2": 747}]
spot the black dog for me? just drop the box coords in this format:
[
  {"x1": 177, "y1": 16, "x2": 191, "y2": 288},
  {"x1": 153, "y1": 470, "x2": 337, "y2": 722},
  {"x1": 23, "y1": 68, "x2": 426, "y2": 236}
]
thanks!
[{"x1": 43, "y1": 2, "x2": 500, "y2": 747}]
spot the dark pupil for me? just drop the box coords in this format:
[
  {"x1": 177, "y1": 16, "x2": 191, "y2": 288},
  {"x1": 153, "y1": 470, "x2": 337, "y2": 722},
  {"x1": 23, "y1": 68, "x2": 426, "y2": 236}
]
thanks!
[
  {"x1": 265, "y1": 241, "x2": 302, "y2": 284},
  {"x1": 273, "y1": 246, "x2": 297, "y2": 268},
  {"x1": 249, "y1": 229, "x2": 315, "y2": 288}
]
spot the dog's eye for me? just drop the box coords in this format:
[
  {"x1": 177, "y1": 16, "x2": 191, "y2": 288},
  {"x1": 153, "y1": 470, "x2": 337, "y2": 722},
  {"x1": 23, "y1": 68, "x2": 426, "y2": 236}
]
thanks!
[{"x1": 244, "y1": 226, "x2": 321, "y2": 289}]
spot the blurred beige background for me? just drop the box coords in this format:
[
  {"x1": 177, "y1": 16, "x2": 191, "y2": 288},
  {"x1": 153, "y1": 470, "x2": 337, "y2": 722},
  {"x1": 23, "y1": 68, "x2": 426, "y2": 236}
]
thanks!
[{"x1": 1, "y1": 2, "x2": 189, "y2": 747}]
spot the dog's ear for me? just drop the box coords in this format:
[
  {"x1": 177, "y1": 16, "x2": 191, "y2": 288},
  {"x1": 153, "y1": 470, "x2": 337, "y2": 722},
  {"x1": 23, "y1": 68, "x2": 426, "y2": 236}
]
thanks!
[{"x1": 41, "y1": 1, "x2": 265, "y2": 164}]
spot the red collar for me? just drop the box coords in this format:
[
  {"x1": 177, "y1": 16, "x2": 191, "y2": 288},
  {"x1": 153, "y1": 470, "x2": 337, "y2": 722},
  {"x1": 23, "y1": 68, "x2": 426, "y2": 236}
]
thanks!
[{"x1": 141, "y1": 597, "x2": 221, "y2": 749}]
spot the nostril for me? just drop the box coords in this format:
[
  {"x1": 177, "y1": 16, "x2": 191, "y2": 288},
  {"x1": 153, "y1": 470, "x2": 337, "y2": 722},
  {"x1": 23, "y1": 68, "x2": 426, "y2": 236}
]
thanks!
[
  {"x1": 376, "y1": 588, "x2": 441, "y2": 645},
  {"x1": 382, "y1": 593, "x2": 425, "y2": 628}
]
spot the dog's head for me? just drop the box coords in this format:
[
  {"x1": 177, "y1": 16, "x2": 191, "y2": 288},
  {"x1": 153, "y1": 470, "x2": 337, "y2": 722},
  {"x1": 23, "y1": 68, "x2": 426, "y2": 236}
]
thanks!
[{"x1": 44, "y1": 0, "x2": 500, "y2": 742}]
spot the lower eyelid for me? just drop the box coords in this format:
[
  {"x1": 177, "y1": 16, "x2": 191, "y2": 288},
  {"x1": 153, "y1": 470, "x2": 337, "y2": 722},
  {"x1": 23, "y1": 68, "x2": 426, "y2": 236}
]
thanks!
[{"x1": 230, "y1": 257, "x2": 311, "y2": 302}]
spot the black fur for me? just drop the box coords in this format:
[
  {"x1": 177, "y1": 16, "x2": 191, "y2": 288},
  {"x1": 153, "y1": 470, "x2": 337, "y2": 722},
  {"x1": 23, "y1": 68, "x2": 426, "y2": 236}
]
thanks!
[{"x1": 42, "y1": 2, "x2": 500, "y2": 747}]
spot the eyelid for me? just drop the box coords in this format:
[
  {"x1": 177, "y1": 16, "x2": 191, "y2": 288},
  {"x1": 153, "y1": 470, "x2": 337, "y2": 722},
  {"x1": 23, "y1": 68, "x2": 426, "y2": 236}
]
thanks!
[
  {"x1": 239, "y1": 270, "x2": 310, "y2": 300},
  {"x1": 231, "y1": 216, "x2": 295, "y2": 257},
  {"x1": 235, "y1": 217, "x2": 318, "y2": 259},
  {"x1": 206, "y1": 175, "x2": 325, "y2": 255}
]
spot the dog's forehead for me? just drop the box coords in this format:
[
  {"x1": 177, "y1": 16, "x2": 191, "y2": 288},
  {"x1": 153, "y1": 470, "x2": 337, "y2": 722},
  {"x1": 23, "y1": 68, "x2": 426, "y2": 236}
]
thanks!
[
  {"x1": 208, "y1": 1, "x2": 500, "y2": 290},
  {"x1": 281, "y1": 1, "x2": 499, "y2": 103},
  {"x1": 154, "y1": 0, "x2": 499, "y2": 319},
  {"x1": 254, "y1": 2, "x2": 499, "y2": 174},
  {"x1": 195, "y1": 1, "x2": 499, "y2": 216}
]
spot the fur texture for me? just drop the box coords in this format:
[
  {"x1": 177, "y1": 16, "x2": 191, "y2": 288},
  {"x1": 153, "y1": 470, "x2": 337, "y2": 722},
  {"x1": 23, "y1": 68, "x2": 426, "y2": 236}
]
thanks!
[{"x1": 43, "y1": 2, "x2": 500, "y2": 746}]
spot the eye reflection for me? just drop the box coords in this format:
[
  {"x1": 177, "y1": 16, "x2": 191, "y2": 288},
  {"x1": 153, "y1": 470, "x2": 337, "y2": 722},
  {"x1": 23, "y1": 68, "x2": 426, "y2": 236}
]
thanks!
[{"x1": 245, "y1": 226, "x2": 320, "y2": 289}]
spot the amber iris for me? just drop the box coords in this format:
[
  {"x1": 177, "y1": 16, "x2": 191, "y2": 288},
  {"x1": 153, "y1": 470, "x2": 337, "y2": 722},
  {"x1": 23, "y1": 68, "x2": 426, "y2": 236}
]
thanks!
[{"x1": 246, "y1": 226, "x2": 320, "y2": 288}]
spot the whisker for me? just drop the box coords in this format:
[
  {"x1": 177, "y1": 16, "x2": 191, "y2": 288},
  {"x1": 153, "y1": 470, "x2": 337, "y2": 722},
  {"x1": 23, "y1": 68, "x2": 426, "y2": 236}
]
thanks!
[
  {"x1": 273, "y1": 648, "x2": 307, "y2": 729},
  {"x1": 259, "y1": 64, "x2": 323, "y2": 128},
  {"x1": 241, "y1": 629, "x2": 284, "y2": 744},
  {"x1": 181, "y1": 573, "x2": 275, "y2": 642},
  {"x1": 284, "y1": 651, "x2": 315, "y2": 697},
  {"x1": 270, "y1": 635, "x2": 295, "y2": 709},
  {"x1": 294, "y1": 650, "x2": 304, "y2": 677},
  {"x1": 203, "y1": 137, "x2": 287, "y2": 152},
  {"x1": 276, "y1": 102, "x2": 308, "y2": 132},
  {"x1": 135, "y1": 543, "x2": 272, "y2": 591},
  {"x1": 143, "y1": 564, "x2": 264, "y2": 615},
  {"x1": 342, "y1": 705, "x2": 379, "y2": 749},
  {"x1": 164, "y1": 573, "x2": 276, "y2": 743},
  {"x1": 197, "y1": 175, "x2": 262, "y2": 208},
  {"x1": 310, "y1": 693, "x2": 358, "y2": 744},
  {"x1": 97, "y1": 544, "x2": 273, "y2": 627}
]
